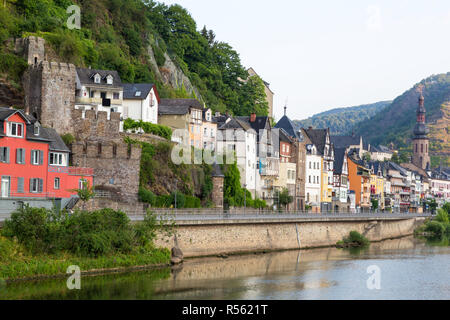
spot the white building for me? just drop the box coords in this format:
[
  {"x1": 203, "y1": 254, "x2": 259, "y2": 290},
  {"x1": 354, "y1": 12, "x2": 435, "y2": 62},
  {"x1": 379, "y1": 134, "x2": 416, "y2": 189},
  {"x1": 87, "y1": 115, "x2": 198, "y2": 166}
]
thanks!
[
  {"x1": 201, "y1": 108, "x2": 217, "y2": 153},
  {"x1": 75, "y1": 68, "x2": 124, "y2": 120},
  {"x1": 216, "y1": 117, "x2": 257, "y2": 196},
  {"x1": 305, "y1": 144, "x2": 322, "y2": 212},
  {"x1": 122, "y1": 84, "x2": 159, "y2": 125}
]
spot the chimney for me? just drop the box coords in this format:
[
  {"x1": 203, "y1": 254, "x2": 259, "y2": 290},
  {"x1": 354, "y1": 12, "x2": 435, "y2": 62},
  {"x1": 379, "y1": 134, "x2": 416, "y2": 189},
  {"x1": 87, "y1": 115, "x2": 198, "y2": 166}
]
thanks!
[{"x1": 250, "y1": 113, "x2": 256, "y2": 123}]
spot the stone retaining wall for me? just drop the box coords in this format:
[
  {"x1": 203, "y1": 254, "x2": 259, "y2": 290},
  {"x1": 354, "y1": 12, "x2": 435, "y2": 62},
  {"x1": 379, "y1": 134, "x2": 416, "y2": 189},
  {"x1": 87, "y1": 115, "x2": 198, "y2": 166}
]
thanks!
[{"x1": 156, "y1": 217, "x2": 425, "y2": 258}]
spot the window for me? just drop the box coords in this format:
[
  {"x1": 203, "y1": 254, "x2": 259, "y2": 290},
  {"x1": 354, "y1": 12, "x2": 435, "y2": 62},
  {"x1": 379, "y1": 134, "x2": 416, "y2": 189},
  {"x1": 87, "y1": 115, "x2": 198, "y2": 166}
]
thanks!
[
  {"x1": 30, "y1": 178, "x2": 43, "y2": 193},
  {"x1": 17, "y1": 177, "x2": 24, "y2": 193},
  {"x1": 0, "y1": 147, "x2": 10, "y2": 163},
  {"x1": 204, "y1": 128, "x2": 208, "y2": 136},
  {"x1": 49, "y1": 152, "x2": 66, "y2": 166},
  {"x1": 7, "y1": 122, "x2": 24, "y2": 138},
  {"x1": 54, "y1": 178, "x2": 60, "y2": 190},
  {"x1": 16, "y1": 148, "x2": 25, "y2": 164},
  {"x1": 31, "y1": 150, "x2": 43, "y2": 165},
  {"x1": 204, "y1": 142, "x2": 207, "y2": 149},
  {"x1": 94, "y1": 75, "x2": 101, "y2": 84},
  {"x1": 90, "y1": 90, "x2": 95, "y2": 98},
  {"x1": 79, "y1": 179, "x2": 87, "y2": 190},
  {"x1": 309, "y1": 162, "x2": 312, "y2": 169},
  {"x1": 309, "y1": 176, "x2": 311, "y2": 183},
  {"x1": 106, "y1": 75, "x2": 113, "y2": 85},
  {"x1": 113, "y1": 92, "x2": 120, "y2": 100},
  {"x1": 211, "y1": 129, "x2": 215, "y2": 138},
  {"x1": 135, "y1": 91, "x2": 142, "y2": 97}
]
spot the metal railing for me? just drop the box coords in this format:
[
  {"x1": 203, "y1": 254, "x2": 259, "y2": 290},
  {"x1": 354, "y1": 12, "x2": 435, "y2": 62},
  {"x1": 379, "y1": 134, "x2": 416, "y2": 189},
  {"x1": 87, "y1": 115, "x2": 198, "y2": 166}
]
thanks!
[{"x1": 125, "y1": 208, "x2": 432, "y2": 222}]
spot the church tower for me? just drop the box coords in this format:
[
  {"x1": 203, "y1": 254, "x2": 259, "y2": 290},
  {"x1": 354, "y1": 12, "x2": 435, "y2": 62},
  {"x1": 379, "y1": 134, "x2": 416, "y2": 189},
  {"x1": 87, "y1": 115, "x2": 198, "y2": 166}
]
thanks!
[{"x1": 412, "y1": 94, "x2": 431, "y2": 170}]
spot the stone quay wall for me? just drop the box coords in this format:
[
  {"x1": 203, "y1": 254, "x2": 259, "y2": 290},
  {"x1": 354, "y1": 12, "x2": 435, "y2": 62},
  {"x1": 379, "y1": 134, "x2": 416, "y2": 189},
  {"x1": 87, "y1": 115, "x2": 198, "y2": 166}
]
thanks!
[{"x1": 155, "y1": 217, "x2": 426, "y2": 258}]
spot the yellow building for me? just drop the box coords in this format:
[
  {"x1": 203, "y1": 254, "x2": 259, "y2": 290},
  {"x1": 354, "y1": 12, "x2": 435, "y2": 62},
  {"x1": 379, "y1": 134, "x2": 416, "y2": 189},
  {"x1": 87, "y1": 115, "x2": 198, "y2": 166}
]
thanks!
[
  {"x1": 321, "y1": 158, "x2": 332, "y2": 206},
  {"x1": 158, "y1": 99, "x2": 204, "y2": 148}
]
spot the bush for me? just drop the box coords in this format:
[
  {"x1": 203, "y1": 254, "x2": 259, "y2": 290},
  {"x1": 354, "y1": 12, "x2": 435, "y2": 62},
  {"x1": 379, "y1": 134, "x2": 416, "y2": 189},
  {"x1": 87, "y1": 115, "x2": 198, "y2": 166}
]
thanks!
[
  {"x1": 1, "y1": 206, "x2": 58, "y2": 254},
  {"x1": 171, "y1": 191, "x2": 186, "y2": 209},
  {"x1": 425, "y1": 221, "x2": 446, "y2": 237},
  {"x1": 124, "y1": 118, "x2": 172, "y2": 140},
  {"x1": 139, "y1": 187, "x2": 156, "y2": 206},
  {"x1": 435, "y1": 209, "x2": 449, "y2": 225},
  {"x1": 185, "y1": 196, "x2": 201, "y2": 208},
  {"x1": 337, "y1": 231, "x2": 370, "y2": 248},
  {"x1": 1, "y1": 206, "x2": 163, "y2": 258}
]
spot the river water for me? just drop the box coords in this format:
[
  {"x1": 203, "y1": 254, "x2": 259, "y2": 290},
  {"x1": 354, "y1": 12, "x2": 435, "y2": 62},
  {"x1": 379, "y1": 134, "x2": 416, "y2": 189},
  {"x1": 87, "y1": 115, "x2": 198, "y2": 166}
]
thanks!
[{"x1": 1, "y1": 237, "x2": 449, "y2": 300}]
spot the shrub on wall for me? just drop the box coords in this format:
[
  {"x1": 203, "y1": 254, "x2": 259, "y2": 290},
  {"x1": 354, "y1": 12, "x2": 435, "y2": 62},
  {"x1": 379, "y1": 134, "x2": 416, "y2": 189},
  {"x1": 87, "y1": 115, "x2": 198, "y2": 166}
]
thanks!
[{"x1": 124, "y1": 118, "x2": 172, "y2": 140}]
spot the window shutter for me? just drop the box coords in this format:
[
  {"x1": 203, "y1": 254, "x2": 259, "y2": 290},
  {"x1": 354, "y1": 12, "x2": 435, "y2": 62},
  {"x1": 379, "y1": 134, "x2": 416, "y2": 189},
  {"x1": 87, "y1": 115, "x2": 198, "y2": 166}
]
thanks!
[
  {"x1": 31, "y1": 150, "x2": 34, "y2": 165},
  {"x1": 16, "y1": 149, "x2": 20, "y2": 164},
  {"x1": 5, "y1": 147, "x2": 9, "y2": 163},
  {"x1": 0, "y1": 147, "x2": 3, "y2": 162},
  {"x1": 38, "y1": 179, "x2": 43, "y2": 193},
  {"x1": 17, "y1": 177, "x2": 24, "y2": 193},
  {"x1": 39, "y1": 151, "x2": 44, "y2": 165},
  {"x1": 29, "y1": 178, "x2": 33, "y2": 193}
]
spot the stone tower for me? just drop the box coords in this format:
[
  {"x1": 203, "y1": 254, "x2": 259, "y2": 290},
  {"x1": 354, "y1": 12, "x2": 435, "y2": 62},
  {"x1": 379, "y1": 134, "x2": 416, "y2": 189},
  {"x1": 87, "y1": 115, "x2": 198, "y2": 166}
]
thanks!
[
  {"x1": 21, "y1": 37, "x2": 77, "y2": 135},
  {"x1": 412, "y1": 94, "x2": 431, "y2": 170},
  {"x1": 15, "y1": 36, "x2": 46, "y2": 66}
]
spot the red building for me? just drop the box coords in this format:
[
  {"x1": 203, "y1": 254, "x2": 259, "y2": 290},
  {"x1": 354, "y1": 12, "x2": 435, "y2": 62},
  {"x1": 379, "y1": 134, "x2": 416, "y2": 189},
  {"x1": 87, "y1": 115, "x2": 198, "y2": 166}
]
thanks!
[{"x1": 0, "y1": 107, "x2": 93, "y2": 208}]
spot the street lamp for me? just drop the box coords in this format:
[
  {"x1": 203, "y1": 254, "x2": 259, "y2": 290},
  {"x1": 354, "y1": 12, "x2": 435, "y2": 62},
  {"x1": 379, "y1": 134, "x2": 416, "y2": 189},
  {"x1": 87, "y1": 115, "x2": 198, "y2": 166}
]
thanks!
[{"x1": 244, "y1": 184, "x2": 247, "y2": 214}]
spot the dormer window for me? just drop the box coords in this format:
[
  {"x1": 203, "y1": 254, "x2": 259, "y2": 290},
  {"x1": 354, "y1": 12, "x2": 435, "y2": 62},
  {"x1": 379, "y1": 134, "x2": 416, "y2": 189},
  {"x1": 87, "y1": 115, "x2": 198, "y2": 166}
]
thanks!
[
  {"x1": 7, "y1": 122, "x2": 24, "y2": 138},
  {"x1": 135, "y1": 91, "x2": 142, "y2": 97},
  {"x1": 106, "y1": 75, "x2": 113, "y2": 85},
  {"x1": 34, "y1": 122, "x2": 40, "y2": 136},
  {"x1": 94, "y1": 74, "x2": 101, "y2": 84}
]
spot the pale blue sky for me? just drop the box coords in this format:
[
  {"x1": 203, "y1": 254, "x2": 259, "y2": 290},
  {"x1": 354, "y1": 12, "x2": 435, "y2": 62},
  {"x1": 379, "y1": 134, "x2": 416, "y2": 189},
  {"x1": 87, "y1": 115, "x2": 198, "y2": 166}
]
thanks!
[{"x1": 160, "y1": 0, "x2": 450, "y2": 120}]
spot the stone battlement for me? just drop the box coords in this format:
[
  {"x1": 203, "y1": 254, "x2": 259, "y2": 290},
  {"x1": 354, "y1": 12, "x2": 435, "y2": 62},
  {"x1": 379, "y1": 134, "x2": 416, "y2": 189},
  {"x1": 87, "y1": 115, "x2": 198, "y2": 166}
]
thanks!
[
  {"x1": 72, "y1": 109, "x2": 122, "y2": 142},
  {"x1": 72, "y1": 141, "x2": 140, "y2": 161}
]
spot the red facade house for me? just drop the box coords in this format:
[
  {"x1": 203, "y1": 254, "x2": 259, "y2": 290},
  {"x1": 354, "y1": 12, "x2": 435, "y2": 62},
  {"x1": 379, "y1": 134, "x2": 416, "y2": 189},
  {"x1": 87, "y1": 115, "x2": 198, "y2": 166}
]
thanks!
[{"x1": 0, "y1": 107, "x2": 93, "y2": 208}]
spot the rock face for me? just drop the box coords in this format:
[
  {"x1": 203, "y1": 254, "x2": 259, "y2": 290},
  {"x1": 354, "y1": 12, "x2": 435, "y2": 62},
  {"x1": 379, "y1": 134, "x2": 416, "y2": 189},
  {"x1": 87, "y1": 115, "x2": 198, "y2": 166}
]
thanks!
[
  {"x1": 171, "y1": 246, "x2": 184, "y2": 265},
  {"x1": 0, "y1": 81, "x2": 24, "y2": 107}
]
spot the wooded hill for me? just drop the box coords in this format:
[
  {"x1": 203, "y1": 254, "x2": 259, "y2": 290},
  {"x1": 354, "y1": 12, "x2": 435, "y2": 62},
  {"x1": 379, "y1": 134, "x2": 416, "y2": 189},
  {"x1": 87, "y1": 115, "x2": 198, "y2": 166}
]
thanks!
[
  {"x1": 0, "y1": 0, "x2": 268, "y2": 116},
  {"x1": 293, "y1": 101, "x2": 391, "y2": 135}
]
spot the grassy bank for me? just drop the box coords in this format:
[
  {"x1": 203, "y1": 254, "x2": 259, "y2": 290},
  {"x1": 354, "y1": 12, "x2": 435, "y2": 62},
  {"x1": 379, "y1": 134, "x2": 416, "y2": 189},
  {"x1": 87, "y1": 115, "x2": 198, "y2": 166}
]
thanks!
[
  {"x1": 415, "y1": 205, "x2": 450, "y2": 239},
  {"x1": 0, "y1": 206, "x2": 172, "y2": 281}
]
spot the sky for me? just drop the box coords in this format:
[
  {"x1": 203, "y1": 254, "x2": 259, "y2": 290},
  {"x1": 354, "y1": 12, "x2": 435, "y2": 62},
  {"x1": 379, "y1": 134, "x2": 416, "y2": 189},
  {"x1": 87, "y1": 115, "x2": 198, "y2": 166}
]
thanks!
[{"x1": 160, "y1": 0, "x2": 450, "y2": 121}]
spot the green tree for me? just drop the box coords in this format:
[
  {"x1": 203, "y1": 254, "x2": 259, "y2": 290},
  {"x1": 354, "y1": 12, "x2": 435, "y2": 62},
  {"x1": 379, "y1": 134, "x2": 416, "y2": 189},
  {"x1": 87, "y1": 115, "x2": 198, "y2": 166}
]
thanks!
[
  {"x1": 275, "y1": 188, "x2": 293, "y2": 210},
  {"x1": 223, "y1": 161, "x2": 244, "y2": 208}
]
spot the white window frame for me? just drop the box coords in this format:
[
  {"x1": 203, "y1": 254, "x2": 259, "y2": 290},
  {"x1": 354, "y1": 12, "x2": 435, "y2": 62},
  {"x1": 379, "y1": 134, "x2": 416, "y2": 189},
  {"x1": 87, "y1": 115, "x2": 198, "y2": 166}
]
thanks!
[
  {"x1": 49, "y1": 152, "x2": 66, "y2": 166},
  {"x1": 7, "y1": 122, "x2": 24, "y2": 138},
  {"x1": 94, "y1": 74, "x2": 101, "y2": 84},
  {"x1": 31, "y1": 150, "x2": 41, "y2": 165},
  {"x1": 54, "y1": 177, "x2": 60, "y2": 190}
]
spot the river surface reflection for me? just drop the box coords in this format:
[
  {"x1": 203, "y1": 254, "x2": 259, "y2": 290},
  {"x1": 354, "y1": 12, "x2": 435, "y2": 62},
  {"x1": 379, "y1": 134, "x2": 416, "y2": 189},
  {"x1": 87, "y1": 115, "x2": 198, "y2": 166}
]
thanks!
[{"x1": 1, "y1": 237, "x2": 449, "y2": 300}]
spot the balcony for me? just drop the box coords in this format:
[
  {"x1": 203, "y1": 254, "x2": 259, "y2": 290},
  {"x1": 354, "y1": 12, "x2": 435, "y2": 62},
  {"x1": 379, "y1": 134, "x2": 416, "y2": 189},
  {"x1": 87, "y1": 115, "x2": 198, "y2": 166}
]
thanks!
[{"x1": 48, "y1": 166, "x2": 94, "y2": 176}]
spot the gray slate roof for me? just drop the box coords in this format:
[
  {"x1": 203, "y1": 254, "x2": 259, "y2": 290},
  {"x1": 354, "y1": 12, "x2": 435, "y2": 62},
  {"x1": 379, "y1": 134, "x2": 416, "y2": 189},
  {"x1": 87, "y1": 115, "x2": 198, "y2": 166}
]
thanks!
[
  {"x1": 275, "y1": 115, "x2": 303, "y2": 141},
  {"x1": 76, "y1": 68, "x2": 122, "y2": 89},
  {"x1": 123, "y1": 83, "x2": 155, "y2": 100},
  {"x1": 330, "y1": 135, "x2": 361, "y2": 149},
  {"x1": 333, "y1": 148, "x2": 347, "y2": 175},
  {"x1": 159, "y1": 99, "x2": 204, "y2": 115},
  {"x1": 0, "y1": 107, "x2": 70, "y2": 152}
]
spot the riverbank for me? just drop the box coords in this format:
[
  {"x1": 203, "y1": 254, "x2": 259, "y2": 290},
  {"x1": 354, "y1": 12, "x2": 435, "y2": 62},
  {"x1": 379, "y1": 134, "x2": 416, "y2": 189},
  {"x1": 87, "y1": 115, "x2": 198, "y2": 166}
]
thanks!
[
  {"x1": 0, "y1": 207, "x2": 173, "y2": 282},
  {"x1": 0, "y1": 236, "x2": 170, "y2": 282}
]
